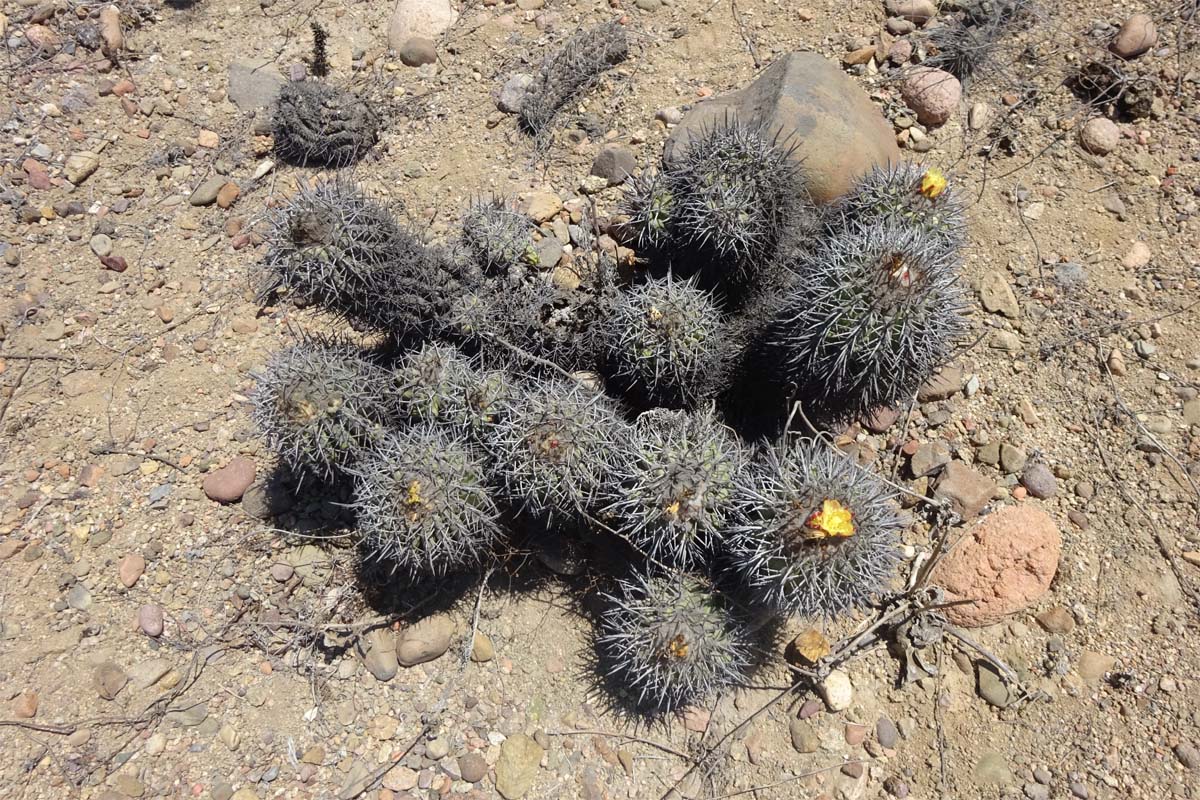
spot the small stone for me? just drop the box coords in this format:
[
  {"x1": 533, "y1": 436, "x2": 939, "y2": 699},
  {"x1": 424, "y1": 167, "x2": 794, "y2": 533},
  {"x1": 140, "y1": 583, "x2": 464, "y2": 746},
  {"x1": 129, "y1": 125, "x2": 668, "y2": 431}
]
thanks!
[
  {"x1": 396, "y1": 613, "x2": 456, "y2": 666},
  {"x1": 90, "y1": 234, "x2": 113, "y2": 258},
  {"x1": 427, "y1": 737, "x2": 450, "y2": 759},
  {"x1": 495, "y1": 733, "x2": 543, "y2": 799},
  {"x1": 383, "y1": 765, "x2": 418, "y2": 791},
  {"x1": 138, "y1": 604, "x2": 164, "y2": 637},
  {"x1": 270, "y1": 563, "x2": 294, "y2": 582},
  {"x1": 387, "y1": 0, "x2": 458, "y2": 49},
  {"x1": 999, "y1": 444, "x2": 1027, "y2": 474},
  {"x1": 818, "y1": 669, "x2": 853, "y2": 711},
  {"x1": 1079, "y1": 118, "x2": 1119, "y2": 155},
  {"x1": 976, "y1": 662, "x2": 1015, "y2": 708},
  {"x1": 590, "y1": 144, "x2": 636, "y2": 185},
  {"x1": 497, "y1": 73, "x2": 534, "y2": 113},
  {"x1": 1077, "y1": 650, "x2": 1115, "y2": 685},
  {"x1": 65, "y1": 152, "x2": 100, "y2": 184},
  {"x1": 95, "y1": 661, "x2": 128, "y2": 700},
  {"x1": 968, "y1": 102, "x2": 990, "y2": 130},
  {"x1": 974, "y1": 751, "x2": 1014, "y2": 787},
  {"x1": 1020, "y1": 463, "x2": 1057, "y2": 498},
  {"x1": 525, "y1": 191, "x2": 563, "y2": 223},
  {"x1": 933, "y1": 462, "x2": 996, "y2": 519},
  {"x1": 788, "y1": 717, "x2": 819, "y2": 752},
  {"x1": 14, "y1": 691, "x2": 38, "y2": 719},
  {"x1": 1111, "y1": 14, "x2": 1157, "y2": 59},
  {"x1": 843, "y1": 45, "x2": 877, "y2": 66},
  {"x1": 876, "y1": 717, "x2": 898, "y2": 749},
  {"x1": 1121, "y1": 241, "x2": 1151, "y2": 269},
  {"x1": 884, "y1": 776, "x2": 910, "y2": 798},
  {"x1": 785, "y1": 628, "x2": 831, "y2": 666},
  {"x1": 98, "y1": 4, "x2": 123, "y2": 54},
  {"x1": 399, "y1": 37, "x2": 437, "y2": 67},
  {"x1": 917, "y1": 366, "x2": 963, "y2": 401},
  {"x1": 189, "y1": 176, "x2": 226, "y2": 206},
  {"x1": 459, "y1": 752, "x2": 487, "y2": 783},
  {"x1": 219, "y1": 724, "x2": 240, "y2": 751},
  {"x1": 842, "y1": 761, "x2": 865, "y2": 779},
  {"x1": 900, "y1": 66, "x2": 961, "y2": 127},
  {"x1": 930, "y1": 505, "x2": 1061, "y2": 627},
  {"x1": 885, "y1": 0, "x2": 936, "y2": 24},
  {"x1": 470, "y1": 632, "x2": 494, "y2": 662},
  {"x1": 202, "y1": 457, "x2": 256, "y2": 503},
  {"x1": 863, "y1": 405, "x2": 900, "y2": 433},
  {"x1": 911, "y1": 441, "x2": 951, "y2": 477},
  {"x1": 979, "y1": 272, "x2": 1020, "y2": 318},
  {"x1": 119, "y1": 552, "x2": 145, "y2": 587},
  {"x1": 216, "y1": 182, "x2": 240, "y2": 209},
  {"x1": 1035, "y1": 606, "x2": 1074, "y2": 634},
  {"x1": 1173, "y1": 743, "x2": 1199, "y2": 770},
  {"x1": 361, "y1": 628, "x2": 399, "y2": 681},
  {"x1": 67, "y1": 584, "x2": 92, "y2": 610}
]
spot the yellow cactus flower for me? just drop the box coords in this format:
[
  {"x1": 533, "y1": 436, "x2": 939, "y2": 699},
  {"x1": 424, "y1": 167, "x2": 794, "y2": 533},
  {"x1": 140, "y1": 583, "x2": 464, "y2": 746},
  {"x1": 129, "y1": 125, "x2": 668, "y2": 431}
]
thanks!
[
  {"x1": 665, "y1": 634, "x2": 689, "y2": 660},
  {"x1": 918, "y1": 168, "x2": 947, "y2": 199},
  {"x1": 804, "y1": 498, "x2": 855, "y2": 540},
  {"x1": 647, "y1": 304, "x2": 664, "y2": 323},
  {"x1": 404, "y1": 479, "x2": 424, "y2": 507},
  {"x1": 664, "y1": 500, "x2": 681, "y2": 518}
]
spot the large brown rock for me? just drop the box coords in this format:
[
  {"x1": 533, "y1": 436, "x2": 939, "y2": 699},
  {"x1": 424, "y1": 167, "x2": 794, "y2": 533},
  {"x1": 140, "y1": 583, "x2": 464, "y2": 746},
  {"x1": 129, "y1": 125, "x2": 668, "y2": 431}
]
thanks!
[
  {"x1": 930, "y1": 506, "x2": 1062, "y2": 627},
  {"x1": 664, "y1": 52, "x2": 900, "y2": 204}
]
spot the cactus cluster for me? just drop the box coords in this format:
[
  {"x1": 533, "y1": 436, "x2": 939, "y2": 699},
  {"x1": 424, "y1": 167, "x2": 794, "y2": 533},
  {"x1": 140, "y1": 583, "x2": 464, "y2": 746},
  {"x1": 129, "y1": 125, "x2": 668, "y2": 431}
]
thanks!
[
  {"x1": 621, "y1": 119, "x2": 814, "y2": 287},
  {"x1": 256, "y1": 49, "x2": 974, "y2": 712},
  {"x1": 520, "y1": 20, "x2": 630, "y2": 139},
  {"x1": 273, "y1": 81, "x2": 380, "y2": 167}
]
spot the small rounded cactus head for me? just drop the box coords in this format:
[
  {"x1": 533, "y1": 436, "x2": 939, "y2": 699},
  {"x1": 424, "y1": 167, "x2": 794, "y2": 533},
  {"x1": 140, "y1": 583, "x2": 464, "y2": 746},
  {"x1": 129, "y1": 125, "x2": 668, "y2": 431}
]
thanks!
[
  {"x1": 596, "y1": 571, "x2": 753, "y2": 711},
  {"x1": 486, "y1": 379, "x2": 629, "y2": 524},
  {"x1": 725, "y1": 440, "x2": 904, "y2": 617},
  {"x1": 352, "y1": 425, "x2": 502, "y2": 578},
  {"x1": 827, "y1": 162, "x2": 966, "y2": 255},
  {"x1": 460, "y1": 197, "x2": 539, "y2": 277},
  {"x1": 603, "y1": 408, "x2": 747, "y2": 569},
  {"x1": 765, "y1": 220, "x2": 968, "y2": 422},
  {"x1": 602, "y1": 276, "x2": 735, "y2": 409},
  {"x1": 273, "y1": 81, "x2": 380, "y2": 167},
  {"x1": 663, "y1": 116, "x2": 814, "y2": 283},
  {"x1": 252, "y1": 337, "x2": 393, "y2": 481},
  {"x1": 391, "y1": 342, "x2": 512, "y2": 435},
  {"x1": 619, "y1": 169, "x2": 676, "y2": 253}
]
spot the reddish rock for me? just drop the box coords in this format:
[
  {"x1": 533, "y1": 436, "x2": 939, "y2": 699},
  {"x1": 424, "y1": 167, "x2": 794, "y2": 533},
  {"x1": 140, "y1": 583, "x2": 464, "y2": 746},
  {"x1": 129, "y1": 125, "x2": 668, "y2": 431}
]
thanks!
[
  {"x1": 79, "y1": 464, "x2": 103, "y2": 487},
  {"x1": 118, "y1": 553, "x2": 145, "y2": 587},
  {"x1": 23, "y1": 159, "x2": 52, "y2": 190},
  {"x1": 14, "y1": 691, "x2": 39, "y2": 719},
  {"x1": 138, "y1": 604, "x2": 164, "y2": 637},
  {"x1": 900, "y1": 66, "x2": 961, "y2": 127},
  {"x1": 202, "y1": 457, "x2": 256, "y2": 503},
  {"x1": 100, "y1": 255, "x2": 128, "y2": 272},
  {"x1": 1110, "y1": 13, "x2": 1156, "y2": 59},
  {"x1": 930, "y1": 506, "x2": 1062, "y2": 627},
  {"x1": 862, "y1": 406, "x2": 900, "y2": 433}
]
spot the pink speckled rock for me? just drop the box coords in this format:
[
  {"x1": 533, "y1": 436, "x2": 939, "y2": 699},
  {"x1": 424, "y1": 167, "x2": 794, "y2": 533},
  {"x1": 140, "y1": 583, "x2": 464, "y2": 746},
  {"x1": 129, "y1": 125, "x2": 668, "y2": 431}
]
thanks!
[
  {"x1": 930, "y1": 506, "x2": 1061, "y2": 627},
  {"x1": 900, "y1": 66, "x2": 961, "y2": 127}
]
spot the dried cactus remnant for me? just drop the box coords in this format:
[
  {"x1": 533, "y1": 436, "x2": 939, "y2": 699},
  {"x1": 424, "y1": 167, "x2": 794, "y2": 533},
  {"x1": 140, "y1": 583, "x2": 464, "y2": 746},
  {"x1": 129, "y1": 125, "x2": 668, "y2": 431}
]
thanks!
[
  {"x1": 273, "y1": 80, "x2": 380, "y2": 167},
  {"x1": 519, "y1": 20, "x2": 630, "y2": 138}
]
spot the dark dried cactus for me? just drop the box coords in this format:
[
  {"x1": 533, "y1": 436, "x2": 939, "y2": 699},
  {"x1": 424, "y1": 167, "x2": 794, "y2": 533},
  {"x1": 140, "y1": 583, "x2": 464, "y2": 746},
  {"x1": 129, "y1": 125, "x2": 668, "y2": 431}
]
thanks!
[
  {"x1": 596, "y1": 572, "x2": 753, "y2": 711},
  {"x1": 725, "y1": 440, "x2": 903, "y2": 617},
  {"x1": 764, "y1": 220, "x2": 968, "y2": 422},
  {"x1": 352, "y1": 424, "x2": 502, "y2": 577},
  {"x1": 601, "y1": 276, "x2": 735, "y2": 409},
  {"x1": 603, "y1": 408, "x2": 747, "y2": 569},
  {"x1": 273, "y1": 81, "x2": 379, "y2": 167},
  {"x1": 251, "y1": 337, "x2": 393, "y2": 480},
  {"x1": 519, "y1": 20, "x2": 630, "y2": 138}
]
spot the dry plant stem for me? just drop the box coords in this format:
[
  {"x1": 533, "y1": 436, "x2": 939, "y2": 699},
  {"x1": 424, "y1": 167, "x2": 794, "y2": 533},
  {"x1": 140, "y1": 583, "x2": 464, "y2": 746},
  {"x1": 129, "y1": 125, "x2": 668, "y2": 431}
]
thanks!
[
  {"x1": 545, "y1": 729, "x2": 693, "y2": 760},
  {"x1": 337, "y1": 725, "x2": 430, "y2": 800},
  {"x1": 712, "y1": 760, "x2": 869, "y2": 799},
  {"x1": 1038, "y1": 298, "x2": 1200, "y2": 359},
  {"x1": 478, "y1": 331, "x2": 578, "y2": 383}
]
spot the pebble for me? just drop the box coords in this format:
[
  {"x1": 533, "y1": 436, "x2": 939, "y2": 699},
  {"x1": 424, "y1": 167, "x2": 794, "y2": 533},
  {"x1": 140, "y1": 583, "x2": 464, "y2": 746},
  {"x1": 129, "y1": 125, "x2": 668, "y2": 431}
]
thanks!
[
  {"x1": 90, "y1": 234, "x2": 113, "y2": 258},
  {"x1": 399, "y1": 37, "x2": 437, "y2": 67},
  {"x1": 818, "y1": 669, "x2": 853, "y2": 711},
  {"x1": 1077, "y1": 650, "x2": 1115, "y2": 684},
  {"x1": 95, "y1": 661, "x2": 128, "y2": 700},
  {"x1": 189, "y1": 175, "x2": 226, "y2": 206},
  {"x1": 1079, "y1": 118, "x2": 1119, "y2": 155},
  {"x1": 590, "y1": 144, "x2": 636, "y2": 185},
  {"x1": 525, "y1": 191, "x2": 563, "y2": 223},
  {"x1": 885, "y1": 0, "x2": 936, "y2": 24},
  {"x1": 138, "y1": 603, "x2": 165, "y2": 637},
  {"x1": 360, "y1": 628, "x2": 399, "y2": 682},
  {"x1": 1173, "y1": 742, "x2": 1199, "y2": 770},
  {"x1": 427, "y1": 737, "x2": 450, "y2": 759},
  {"x1": 788, "y1": 717, "x2": 819, "y2": 752},
  {"x1": 655, "y1": 106, "x2": 683, "y2": 125},
  {"x1": 911, "y1": 441, "x2": 951, "y2": 477},
  {"x1": 98, "y1": 4, "x2": 123, "y2": 53},
  {"x1": 974, "y1": 751, "x2": 1015, "y2": 787},
  {"x1": 1111, "y1": 14, "x2": 1157, "y2": 59},
  {"x1": 968, "y1": 102, "x2": 990, "y2": 130},
  {"x1": 67, "y1": 583, "x2": 92, "y2": 610},
  {"x1": 979, "y1": 272, "x2": 1020, "y2": 317},
  {"x1": 1020, "y1": 463, "x2": 1057, "y2": 498},
  {"x1": 1121, "y1": 241, "x2": 1151, "y2": 269},
  {"x1": 876, "y1": 717, "x2": 898, "y2": 749},
  {"x1": 14, "y1": 690, "x2": 39, "y2": 719},
  {"x1": 202, "y1": 457, "x2": 256, "y2": 503},
  {"x1": 459, "y1": 752, "x2": 487, "y2": 783},
  {"x1": 900, "y1": 66, "x2": 961, "y2": 127},
  {"x1": 497, "y1": 73, "x2": 534, "y2": 114},
  {"x1": 933, "y1": 462, "x2": 996, "y2": 519},
  {"x1": 470, "y1": 632, "x2": 494, "y2": 662},
  {"x1": 396, "y1": 613, "x2": 456, "y2": 666},
  {"x1": 65, "y1": 151, "x2": 100, "y2": 184},
  {"x1": 216, "y1": 182, "x2": 240, "y2": 209},
  {"x1": 917, "y1": 366, "x2": 962, "y2": 401},
  {"x1": 977, "y1": 662, "x2": 1015, "y2": 708},
  {"x1": 495, "y1": 733, "x2": 542, "y2": 799},
  {"x1": 270, "y1": 563, "x2": 294, "y2": 582},
  {"x1": 884, "y1": 776, "x2": 910, "y2": 797},
  {"x1": 1035, "y1": 606, "x2": 1074, "y2": 634},
  {"x1": 119, "y1": 552, "x2": 146, "y2": 587}
]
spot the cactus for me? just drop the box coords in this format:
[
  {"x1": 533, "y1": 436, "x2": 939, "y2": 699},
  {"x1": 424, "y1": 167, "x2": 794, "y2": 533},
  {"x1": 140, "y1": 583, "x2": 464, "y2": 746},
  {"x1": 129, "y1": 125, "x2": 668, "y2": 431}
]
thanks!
[
  {"x1": 273, "y1": 81, "x2": 379, "y2": 167},
  {"x1": 251, "y1": 337, "x2": 393, "y2": 481},
  {"x1": 392, "y1": 342, "x2": 511, "y2": 435},
  {"x1": 596, "y1": 572, "x2": 752, "y2": 711},
  {"x1": 601, "y1": 276, "x2": 735, "y2": 409},
  {"x1": 619, "y1": 169, "x2": 676, "y2": 253},
  {"x1": 765, "y1": 220, "x2": 968, "y2": 422},
  {"x1": 460, "y1": 197, "x2": 540, "y2": 277},
  {"x1": 826, "y1": 163, "x2": 966, "y2": 255},
  {"x1": 659, "y1": 118, "x2": 814, "y2": 284},
  {"x1": 519, "y1": 20, "x2": 630, "y2": 138},
  {"x1": 603, "y1": 408, "x2": 747, "y2": 569},
  {"x1": 486, "y1": 379, "x2": 629, "y2": 524},
  {"x1": 352, "y1": 425, "x2": 502, "y2": 577},
  {"x1": 259, "y1": 178, "x2": 468, "y2": 338},
  {"x1": 725, "y1": 440, "x2": 903, "y2": 617}
]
